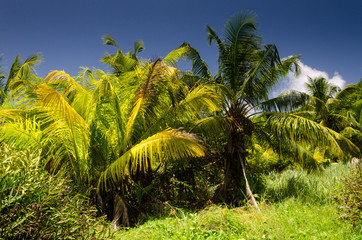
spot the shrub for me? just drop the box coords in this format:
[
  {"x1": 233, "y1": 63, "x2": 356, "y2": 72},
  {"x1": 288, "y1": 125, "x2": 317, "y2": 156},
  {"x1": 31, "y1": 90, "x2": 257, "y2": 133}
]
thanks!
[
  {"x1": 247, "y1": 145, "x2": 291, "y2": 175},
  {"x1": 335, "y1": 163, "x2": 362, "y2": 229},
  {"x1": 0, "y1": 144, "x2": 112, "y2": 239}
]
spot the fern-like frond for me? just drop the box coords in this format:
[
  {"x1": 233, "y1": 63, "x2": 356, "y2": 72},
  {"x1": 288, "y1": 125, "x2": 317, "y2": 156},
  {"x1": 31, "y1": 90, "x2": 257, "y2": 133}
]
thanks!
[{"x1": 258, "y1": 90, "x2": 309, "y2": 112}]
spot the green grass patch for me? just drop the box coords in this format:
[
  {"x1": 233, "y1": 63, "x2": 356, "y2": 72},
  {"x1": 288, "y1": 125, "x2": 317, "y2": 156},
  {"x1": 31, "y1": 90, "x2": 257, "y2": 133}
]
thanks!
[
  {"x1": 114, "y1": 163, "x2": 362, "y2": 239},
  {"x1": 115, "y1": 199, "x2": 360, "y2": 239}
]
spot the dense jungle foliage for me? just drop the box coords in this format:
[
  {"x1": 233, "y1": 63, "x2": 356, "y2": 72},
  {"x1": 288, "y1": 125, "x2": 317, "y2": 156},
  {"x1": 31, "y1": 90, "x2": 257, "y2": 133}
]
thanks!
[{"x1": 0, "y1": 11, "x2": 361, "y2": 239}]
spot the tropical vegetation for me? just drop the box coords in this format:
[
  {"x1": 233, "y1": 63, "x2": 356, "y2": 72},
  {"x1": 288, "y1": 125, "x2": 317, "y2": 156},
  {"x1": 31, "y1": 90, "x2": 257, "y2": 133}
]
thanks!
[{"x1": 0, "y1": 11, "x2": 361, "y2": 239}]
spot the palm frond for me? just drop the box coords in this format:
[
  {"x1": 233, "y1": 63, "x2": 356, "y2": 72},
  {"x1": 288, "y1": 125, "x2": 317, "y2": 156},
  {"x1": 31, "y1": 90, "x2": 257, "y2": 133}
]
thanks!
[
  {"x1": 240, "y1": 44, "x2": 281, "y2": 104},
  {"x1": 258, "y1": 90, "x2": 309, "y2": 112},
  {"x1": 101, "y1": 49, "x2": 138, "y2": 74},
  {"x1": 266, "y1": 113, "x2": 360, "y2": 157},
  {"x1": 179, "y1": 42, "x2": 213, "y2": 79},
  {"x1": 335, "y1": 83, "x2": 359, "y2": 101},
  {"x1": 223, "y1": 11, "x2": 258, "y2": 47},
  {"x1": 0, "y1": 117, "x2": 42, "y2": 151},
  {"x1": 141, "y1": 85, "x2": 221, "y2": 138},
  {"x1": 206, "y1": 25, "x2": 226, "y2": 58},
  {"x1": 163, "y1": 46, "x2": 189, "y2": 67},
  {"x1": 5, "y1": 55, "x2": 21, "y2": 92},
  {"x1": 102, "y1": 34, "x2": 119, "y2": 48},
  {"x1": 98, "y1": 129, "x2": 205, "y2": 191},
  {"x1": 133, "y1": 40, "x2": 145, "y2": 56},
  {"x1": 36, "y1": 84, "x2": 87, "y2": 128}
]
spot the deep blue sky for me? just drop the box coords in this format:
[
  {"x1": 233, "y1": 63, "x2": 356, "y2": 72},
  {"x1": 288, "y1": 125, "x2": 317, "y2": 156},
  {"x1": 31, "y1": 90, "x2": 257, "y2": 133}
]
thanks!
[{"x1": 1, "y1": 0, "x2": 361, "y2": 88}]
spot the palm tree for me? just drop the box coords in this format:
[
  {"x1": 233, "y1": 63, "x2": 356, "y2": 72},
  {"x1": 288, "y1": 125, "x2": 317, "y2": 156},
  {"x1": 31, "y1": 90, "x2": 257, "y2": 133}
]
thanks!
[
  {"x1": 305, "y1": 77, "x2": 340, "y2": 103},
  {"x1": 181, "y1": 11, "x2": 299, "y2": 208},
  {"x1": 185, "y1": 11, "x2": 359, "y2": 208},
  {"x1": 0, "y1": 44, "x2": 220, "y2": 226}
]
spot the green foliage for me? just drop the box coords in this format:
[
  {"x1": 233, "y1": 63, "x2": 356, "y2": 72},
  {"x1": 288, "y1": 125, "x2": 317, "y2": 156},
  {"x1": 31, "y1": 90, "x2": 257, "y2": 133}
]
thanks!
[
  {"x1": 335, "y1": 163, "x2": 362, "y2": 229},
  {"x1": 0, "y1": 144, "x2": 111, "y2": 239},
  {"x1": 152, "y1": 155, "x2": 223, "y2": 208},
  {"x1": 246, "y1": 145, "x2": 291, "y2": 175}
]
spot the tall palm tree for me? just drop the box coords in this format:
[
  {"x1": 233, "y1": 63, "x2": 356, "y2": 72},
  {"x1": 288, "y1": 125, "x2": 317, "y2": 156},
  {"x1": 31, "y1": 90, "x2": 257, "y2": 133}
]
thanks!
[{"x1": 185, "y1": 11, "x2": 359, "y2": 208}]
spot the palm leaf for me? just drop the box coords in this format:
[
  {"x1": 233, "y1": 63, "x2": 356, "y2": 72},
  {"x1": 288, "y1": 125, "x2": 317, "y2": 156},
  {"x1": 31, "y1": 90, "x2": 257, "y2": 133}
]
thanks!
[
  {"x1": 163, "y1": 46, "x2": 189, "y2": 67},
  {"x1": 102, "y1": 34, "x2": 119, "y2": 48},
  {"x1": 98, "y1": 129, "x2": 205, "y2": 191},
  {"x1": 266, "y1": 113, "x2": 360, "y2": 157},
  {"x1": 179, "y1": 42, "x2": 213, "y2": 79}
]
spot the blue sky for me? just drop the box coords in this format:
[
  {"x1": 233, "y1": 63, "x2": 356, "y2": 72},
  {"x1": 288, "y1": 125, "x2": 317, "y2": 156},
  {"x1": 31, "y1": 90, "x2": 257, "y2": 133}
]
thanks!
[{"x1": 1, "y1": 0, "x2": 361, "y2": 94}]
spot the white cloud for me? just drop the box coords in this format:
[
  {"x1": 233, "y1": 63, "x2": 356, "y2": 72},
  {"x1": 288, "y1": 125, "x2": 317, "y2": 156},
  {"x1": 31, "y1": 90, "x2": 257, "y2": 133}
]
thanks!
[{"x1": 272, "y1": 61, "x2": 346, "y2": 97}]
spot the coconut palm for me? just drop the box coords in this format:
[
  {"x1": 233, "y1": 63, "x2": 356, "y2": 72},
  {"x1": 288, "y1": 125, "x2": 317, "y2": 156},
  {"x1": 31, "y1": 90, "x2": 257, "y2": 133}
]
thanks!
[{"x1": 185, "y1": 11, "x2": 359, "y2": 208}]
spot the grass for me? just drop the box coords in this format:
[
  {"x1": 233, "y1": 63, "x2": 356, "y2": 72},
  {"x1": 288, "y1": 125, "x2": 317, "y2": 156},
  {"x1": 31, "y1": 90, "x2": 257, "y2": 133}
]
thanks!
[
  {"x1": 113, "y1": 163, "x2": 362, "y2": 239},
  {"x1": 114, "y1": 200, "x2": 360, "y2": 239},
  {"x1": 261, "y1": 162, "x2": 348, "y2": 204}
]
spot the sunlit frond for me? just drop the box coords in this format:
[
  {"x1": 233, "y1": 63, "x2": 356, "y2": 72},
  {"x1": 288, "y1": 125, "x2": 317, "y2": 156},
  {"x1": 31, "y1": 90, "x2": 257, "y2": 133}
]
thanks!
[
  {"x1": 163, "y1": 46, "x2": 189, "y2": 67},
  {"x1": 98, "y1": 129, "x2": 205, "y2": 191},
  {"x1": 44, "y1": 70, "x2": 85, "y2": 96},
  {"x1": 0, "y1": 117, "x2": 42, "y2": 151},
  {"x1": 0, "y1": 108, "x2": 23, "y2": 122},
  {"x1": 36, "y1": 84, "x2": 87, "y2": 128},
  {"x1": 142, "y1": 85, "x2": 221, "y2": 138}
]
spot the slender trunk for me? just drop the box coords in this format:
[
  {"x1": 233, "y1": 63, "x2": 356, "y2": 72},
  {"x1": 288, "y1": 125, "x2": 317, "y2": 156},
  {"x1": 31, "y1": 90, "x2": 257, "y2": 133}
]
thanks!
[{"x1": 239, "y1": 152, "x2": 260, "y2": 211}]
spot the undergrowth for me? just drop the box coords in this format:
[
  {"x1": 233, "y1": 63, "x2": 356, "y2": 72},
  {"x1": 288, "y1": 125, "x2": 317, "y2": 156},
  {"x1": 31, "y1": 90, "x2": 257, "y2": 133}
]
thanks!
[{"x1": 0, "y1": 144, "x2": 113, "y2": 239}]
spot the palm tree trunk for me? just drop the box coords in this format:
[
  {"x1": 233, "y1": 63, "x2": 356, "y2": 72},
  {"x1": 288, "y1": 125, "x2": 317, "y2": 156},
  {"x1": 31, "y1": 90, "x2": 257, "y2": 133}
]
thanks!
[
  {"x1": 239, "y1": 152, "x2": 260, "y2": 211},
  {"x1": 213, "y1": 129, "x2": 260, "y2": 210},
  {"x1": 111, "y1": 193, "x2": 130, "y2": 228}
]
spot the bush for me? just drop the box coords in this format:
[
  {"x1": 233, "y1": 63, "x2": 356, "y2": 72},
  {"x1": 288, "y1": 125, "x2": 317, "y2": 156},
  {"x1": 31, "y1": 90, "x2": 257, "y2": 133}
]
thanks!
[
  {"x1": 0, "y1": 144, "x2": 112, "y2": 239},
  {"x1": 247, "y1": 145, "x2": 291, "y2": 175},
  {"x1": 335, "y1": 163, "x2": 362, "y2": 229}
]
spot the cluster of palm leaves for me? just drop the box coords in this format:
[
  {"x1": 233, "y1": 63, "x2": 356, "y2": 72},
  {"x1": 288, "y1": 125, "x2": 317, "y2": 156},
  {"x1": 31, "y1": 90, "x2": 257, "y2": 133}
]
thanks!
[
  {"x1": 0, "y1": 11, "x2": 360, "y2": 226},
  {"x1": 0, "y1": 39, "x2": 221, "y2": 226}
]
